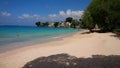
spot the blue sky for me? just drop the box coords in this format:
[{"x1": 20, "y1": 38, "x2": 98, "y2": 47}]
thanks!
[{"x1": 0, "y1": 0, "x2": 92, "y2": 26}]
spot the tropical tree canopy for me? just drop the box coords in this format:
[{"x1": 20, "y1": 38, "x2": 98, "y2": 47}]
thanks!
[
  {"x1": 35, "y1": 21, "x2": 41, "y2": 27},
  {"x1": 54, "y1": 22, "x2": 59, "y2": 28},
  {"x1": 82, "y1": 0, "x2": 120, "y2": 32},
  {"x1": 65, "y1": 17, "x2": 73, "y2": 23}
]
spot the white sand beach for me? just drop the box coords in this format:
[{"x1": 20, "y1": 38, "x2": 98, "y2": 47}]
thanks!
[{"x1": 0, "y1": 30, "x2": 120, "y2": 68}]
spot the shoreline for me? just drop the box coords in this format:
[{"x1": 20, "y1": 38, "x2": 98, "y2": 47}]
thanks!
[
  {"x1": 0, "y1": 31, "x2": 78, "y2": 54},
  {"x1": 0, "y1": 30, "x2": 120, "y2": 68}
]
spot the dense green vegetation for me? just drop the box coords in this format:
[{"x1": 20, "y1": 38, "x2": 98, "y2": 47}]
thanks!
[
  {"x1": 35, "y1": 22, "x2": 49, "y2": 27},
  {"x1": 54, "y1": 22, "x2": 59, "y2": 28},
  {"x1": 65, "y1": 17, "x2": 81, "y2": 28},
  {"x1": 35, "y1": 17, "x2": 81, "y2": 28},
  {"x1": 65, "y1": 17, "x2": 73, "y2": 23},
  {"x1": 82, "y1": 0, "x2": 120, "y2": 32},
  {"x1": 35, "y1": 21, "x2": 41, "y2": 27}
]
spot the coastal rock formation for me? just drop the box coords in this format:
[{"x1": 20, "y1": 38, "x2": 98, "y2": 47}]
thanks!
[{"x1": 23, "y1": 54, "x2": 120, "y2": 68}]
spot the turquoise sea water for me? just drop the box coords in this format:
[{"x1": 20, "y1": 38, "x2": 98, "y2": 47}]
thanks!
[{"x1": 0, "y1": 26, "x2": 78, "y2": 50}]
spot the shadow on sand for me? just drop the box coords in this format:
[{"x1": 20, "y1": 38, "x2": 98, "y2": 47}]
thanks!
[
  {"x1": 81, "y1": 29, "x2": 120, "y2": 40},
  {"x1": 111, "y1": 29, "x2": 120, "y2": 40},
  {"x1": 80, "y1": 30, "x2": 111, "y2": 34},
  {"x1": 23, "y1": 53, "x2": 120, "y2": 68}
]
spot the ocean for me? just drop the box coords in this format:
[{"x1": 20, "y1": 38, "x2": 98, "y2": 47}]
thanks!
[{"x1": 0, "y1": 26, "x2": 79, "y2": 53}]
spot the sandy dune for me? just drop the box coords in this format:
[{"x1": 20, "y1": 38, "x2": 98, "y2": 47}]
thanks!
[{"x1": 0, "y1": 30, "x2": 120, "y2": 68}]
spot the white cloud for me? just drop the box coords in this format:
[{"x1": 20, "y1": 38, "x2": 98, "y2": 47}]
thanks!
[
  {"x1": 1, "y1": 11, "x2": 11, "y2": 16},
  {"x1": 18, "y1": 14, "x2": 41, "y2": 20},
  {"x1": 49, "y1": 9, "x2": 84, "y2": 21},
  {"x1": 18, "y1": 9, "x2": 84, "y2": 22},
  {"x1": 59, "y1": 11, "x2": 65, "y2": 16},
  {"x1": 33, "y1": 14, "x2": 39, "y2": 17},
  {"x1": 49, "y1": 14, "x2": 57, "y2": 17},
  {"x1": 59, "y1": 9, "x2": 84, "y2": 19},
  {"x1": 18, "y1": 14, "x2": 31, "y2": 19},
  {"x1": 66, "y1": 9, "x2": 72, "y2": 16},
  {"x1": 18, "y1": 14, "x2": 47, "y2": 22}
]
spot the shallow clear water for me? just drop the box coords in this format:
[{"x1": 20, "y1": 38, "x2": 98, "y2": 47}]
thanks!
[{"x1": 0, "y1": 26, "x2": 78, "y2": 46}]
